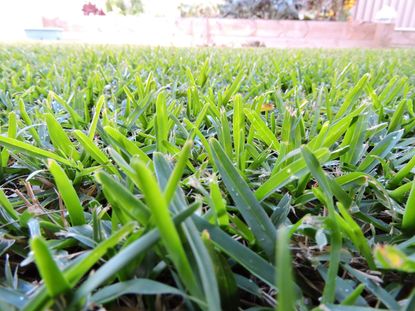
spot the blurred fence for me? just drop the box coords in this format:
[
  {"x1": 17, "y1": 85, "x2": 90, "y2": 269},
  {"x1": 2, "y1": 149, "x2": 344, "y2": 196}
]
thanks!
[{"x1": 353, "y1": 0, "x2": 415, "y2": 30}]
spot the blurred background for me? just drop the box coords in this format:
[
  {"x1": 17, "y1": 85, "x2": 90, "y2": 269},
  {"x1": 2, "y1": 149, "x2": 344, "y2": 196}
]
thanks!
[{"x1": 0, "y1": 0, "x2": 414, "y2": 47}]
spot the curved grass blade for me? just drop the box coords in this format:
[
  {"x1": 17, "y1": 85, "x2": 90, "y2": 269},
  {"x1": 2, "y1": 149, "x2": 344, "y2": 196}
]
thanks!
[
  {"x1": 95, "y1": 171, "x2": 150, "y2": 225},
  {"x1": 0, "y1": 136, "x2": 73, "y2": 167},
  {"x1": 88, "y1": 95, "x2": 105, "y2": 139},
  {"x1": 130, "y1": 158, "x2": 200, "y2": 296},
  {"x1": 65, "y1": 222, "x2": 136, "y2": 284},
  {"x1": 70, "y1": 204, "x2": 198, "y2": 306},
  {"x1": 388, "y1": 99, "x2": 407, "y2": 132},
  {"x1": 1, "y1": 111, "x2": 17, "y2": 167},
  {"x1": 73, "y1": 130, "x2": 118, "y2": 175},
  {"x1": 256, "y1": 148, "x2": 330, "y2": 201},
  {"x1": 221, "y1": 70, "x2": 244, "y2": 106},
  {"x1": 340, "y1": 284, "x2": 365, "y2": 306},
  {"x1": 30, "y1": 236, "x2": 70, "y2": 297},
  {"x1": 209, "y1": 175, "x2": 229, "y2": 226},
  {"x1": 183, "y1": 118, "x2": 213, "y2": 166},
  {"x1": 357, "y1": 129, "x2": 403, "y2": 173},
  {"x1": 48, "y1": 159, "x2": 85, "y2": 226},
  {"x1": 334, "y1": 73, "x2": 369, "y2": 120},
  {"x1": 202, "y1": 230, "x2": 238, "y2": 311},
  {"x1": 91, "y1": 279, "x2": 185, "y2": 305},
  {"x1": 49, "y1": 91, "x2": 83, "y2": 128},
  {"x1": 18, "y1": 98, "x2": 41, "y2": 145},
  {"x1": 45, "y1": 113, "x2": 80, "y2": 161},
  {"x1": 153, "y1": 154, "x2": 221, "y2": 311},
  {"x1": 103, "y1": 125, "x2": 152, "y2": 165},
  {"x1": 210, "y1": 138, "x2": 276, "y2": 259},
  {"x1": 23, "y1": 222, "x2": 136, "y2": 311},
  {"x1": 388, "y1": 155, "x2": 415, "y2": 189},
  {"x1": 336, "y1": 203, "x2": 375, "y2": 269},
  {"x1": 402, "y1": 177, "x2": 415, "y2": 233},
  {"x1": 310, "y1": 103, "x2": 368, "y2": 150},
  {"x1": 155, "y1": 91, "x2": 169, "y2": 152},
  {"x1": 0, "y1": 188, "x2": 18, "y2": 220},
  {"x1": 244, "y1": 109, "x2": 280, "y2": 151},
  {"x1": 340, "y1": 115, "x2": 367, "y2": 165},
  {"x1": 163, "y1": 141, "x2": 192, "y2": 205},
  {"x1": 301, "y1": 146, "x2": 341, "y2": 304},
  {"x1": 193, "y1": 217, "x2": 276, "y2": 288},
  {"x1": 389, "y1": 181, "x2": 413, "y2": 202}
]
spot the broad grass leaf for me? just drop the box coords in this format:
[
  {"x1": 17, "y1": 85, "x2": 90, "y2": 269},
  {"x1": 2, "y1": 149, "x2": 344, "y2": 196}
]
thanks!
[{"x1": 210, "y1": 138, "x2": 276, "y2": 259}]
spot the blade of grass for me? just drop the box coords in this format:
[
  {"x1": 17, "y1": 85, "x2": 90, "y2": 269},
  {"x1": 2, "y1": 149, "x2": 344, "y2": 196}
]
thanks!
[
  {"x1": 91, "y1": 279, "x2": 186, "y2": 305},
  {"x1": 402, "y1": 176, "x2": 415, "y2": 233},
  {"x1": 1, "y1": 111, "x2": 17, "y2": 167},
  {"x1": 334, "y1": 73, "x2": 369, "y2": 120},
  {"x1": 221, "y1": 70, "x2": 244, "y2": 106},
  {"x1": 88, "y1": 95, "x2": 105, "y2": 139},
  {"x1": 18, "y1": 98, "x2": 41, "y2": 145},
  {"x1": 0, "y1": 136, "x2": 73, "y2": 167},
  {"x1": 340, "y1": 284, "x2": 365, "y2": 306},
  {"x1": 153, "y1": 154, "x2": 221, "y2": 311},
  {"x1": 209, "y1": 175, "x2": 229, "y2": 226},
  {"x1": 388, "y1": 99, "x2": 407, "y2": 132},
  {"x1": 73, "y1": 130, "x2": 118, "y2": 175},
  {"x1": 130, "y1": 157, "x2": 200, "y2": 297},
  {"x1": 276, "y1": 225, "x2": 296, "y2": 311},
  {"x1": 0, "y1": 188, "x2": 18, "y2": 220},
  {"x1": 95, "y1": 171, "x2": 150, "y2": 225},
  {"x1": 155, "y1": 91, "x2": 169, "y2": 152},
  {"x1": 244, "y1": 109, "x2": 280, "y2": 152},
  {"x1": 233, "y1": 94, "x2": 245, "y2": 169},
  {"x1": 70, "y1": 204, "x2": 198, "y2": 307},
  {"x1": 163, "y1": 140, "x2": 192, "y2": 205},
  {"x1": 336, "y1": 203, "x2": 375, "y2": 269},
  {"x1": 23, "y1": 222, "x2": 136, "y2": 311},
  {"x1": 357, "y1": 129, "x2": 403, "y2": 173},
  {"x1": 301, "y1": 146, "x2": 341, "y2": 304},
  {"x1": 256, "y1": 148, "x2": 330, "y2": 201},
  {"x1": 343, "y1": 264, "x2": 400, "y2": 310},
  {"x1": 45, "y1": 113, "x2": 80, "y2": 160},
  {"x1": 201, "y1": 230, "x2": 238, "y2": 311},
  {"x1": 30, "y1": 236, "x2": 70, "y2": 297},
  {"x1": 103, "y1": 125, "x2": 152, "y2": 165},
  {"x1": 48, "y1": 159, "x2": 85, "y2": 226},
  {"x1": 210, "y1": 138, "x2": 276, "y2": 259},
  {"x1": 388, "y1": 155, "x2": 415, "y2": 189},
  {"x1": 49, "y1": 91, "x2": 82, "y2": 128},
  {"x1": 193, "y1": 217, "x2": 276, "y2": 288},
  {"x1": 0, "y1": 287, "x2": 27, "y2": 308}
]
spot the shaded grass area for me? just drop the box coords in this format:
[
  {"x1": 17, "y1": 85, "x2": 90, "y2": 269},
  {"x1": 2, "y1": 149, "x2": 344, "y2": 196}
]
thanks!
[{"x1": 0, "y1": 45, "x2": 415, "y2": 310}]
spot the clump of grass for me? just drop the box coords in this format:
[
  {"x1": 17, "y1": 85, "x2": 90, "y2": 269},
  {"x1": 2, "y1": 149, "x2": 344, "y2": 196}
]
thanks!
[{"x1": 0, "y1": 45, "x2": 414, "y2": 310}]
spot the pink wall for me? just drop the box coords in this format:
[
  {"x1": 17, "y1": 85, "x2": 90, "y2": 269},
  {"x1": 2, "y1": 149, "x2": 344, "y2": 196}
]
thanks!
[{"x1": 42, "y1": 17, "x2": 414, "y2": 48}]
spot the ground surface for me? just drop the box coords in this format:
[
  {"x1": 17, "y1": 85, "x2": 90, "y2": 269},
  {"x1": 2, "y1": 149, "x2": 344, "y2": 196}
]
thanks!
[{"x1": 0, "y1": 46, "x2": 415, "y2": 311}]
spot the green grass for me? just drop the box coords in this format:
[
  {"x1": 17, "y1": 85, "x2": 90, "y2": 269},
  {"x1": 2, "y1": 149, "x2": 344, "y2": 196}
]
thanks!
[{"x1": 0, "y1": 45, "x2": 414, "y2": 310}]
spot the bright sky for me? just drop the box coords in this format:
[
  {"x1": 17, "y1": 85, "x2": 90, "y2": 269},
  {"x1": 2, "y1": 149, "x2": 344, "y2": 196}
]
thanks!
[
  {"x1": 0, "y1": 0, "x2": 224, "y2": 20},
  {"x1": 0, "y1": 0, "x2": 224, "y2": 40}
]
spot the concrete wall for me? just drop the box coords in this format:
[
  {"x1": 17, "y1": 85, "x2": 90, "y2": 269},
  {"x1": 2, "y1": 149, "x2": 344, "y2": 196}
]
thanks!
[
  {"x1": 41, "y1": 17, "x2": 415, "y2": 48},
  {"x1": 390, "y1": 29, "x2": 415, "y2": 47}
]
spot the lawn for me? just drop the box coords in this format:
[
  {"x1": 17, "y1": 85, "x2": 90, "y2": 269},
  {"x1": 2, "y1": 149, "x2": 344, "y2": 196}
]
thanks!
[{"x1": 0, "y1": 45, "x2": 414, "y2": 311}]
